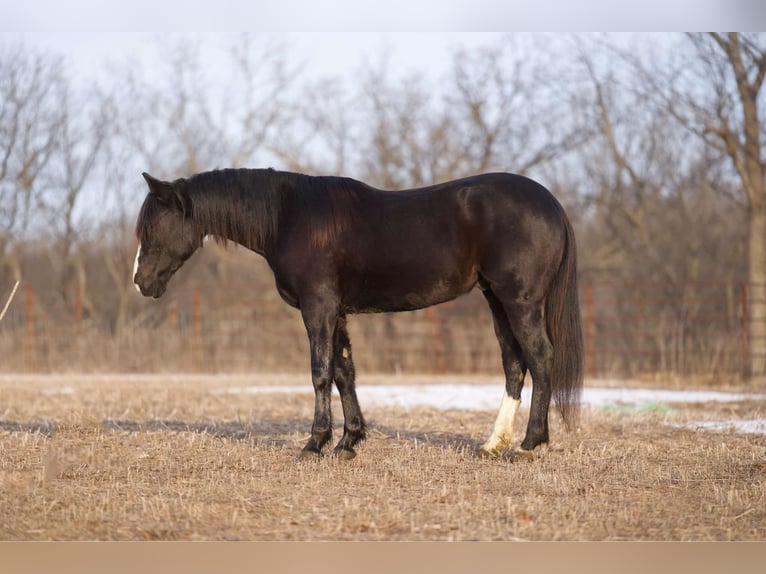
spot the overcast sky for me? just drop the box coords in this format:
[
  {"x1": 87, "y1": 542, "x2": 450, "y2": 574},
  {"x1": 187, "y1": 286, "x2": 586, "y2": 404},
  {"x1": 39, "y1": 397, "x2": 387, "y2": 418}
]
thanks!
[
  {"x1": 5, "y1": 0, "x2": 766, "y2": 33},
  {"x1": 4, "y1": 32, "x2": 501, "y2": 87},
  {"x1": 5, "y1": 0, "x2": 765, "y2": 87}
]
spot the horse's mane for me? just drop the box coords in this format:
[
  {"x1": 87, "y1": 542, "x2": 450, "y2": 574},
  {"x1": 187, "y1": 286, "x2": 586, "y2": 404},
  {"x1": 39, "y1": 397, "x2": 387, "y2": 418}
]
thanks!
[{"x1": 186, "y1": 169, "x2": 281, "y2": 250}]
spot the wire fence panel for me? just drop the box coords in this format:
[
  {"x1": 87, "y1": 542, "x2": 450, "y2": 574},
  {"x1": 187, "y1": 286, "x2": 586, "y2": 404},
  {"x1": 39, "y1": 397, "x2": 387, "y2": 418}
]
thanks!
[
  {"x1": 583, "y1": 283, "x2": 747, "y2": 377},
  {"x1": 0, "y1": 282, "x2": 754, "y2": 378}
]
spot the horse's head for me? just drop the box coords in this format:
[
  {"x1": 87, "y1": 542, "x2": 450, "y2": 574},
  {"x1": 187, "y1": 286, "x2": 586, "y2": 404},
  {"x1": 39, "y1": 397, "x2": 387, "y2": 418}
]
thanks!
[{"x1": 133, "y1": 172, "x2": 201, "y2": 298}]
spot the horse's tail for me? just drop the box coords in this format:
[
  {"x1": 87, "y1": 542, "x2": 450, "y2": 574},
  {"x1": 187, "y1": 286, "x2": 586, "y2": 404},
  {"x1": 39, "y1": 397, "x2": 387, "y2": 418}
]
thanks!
[{"x1": 545, "y1": 208, "x2": 584, "y2": 430}]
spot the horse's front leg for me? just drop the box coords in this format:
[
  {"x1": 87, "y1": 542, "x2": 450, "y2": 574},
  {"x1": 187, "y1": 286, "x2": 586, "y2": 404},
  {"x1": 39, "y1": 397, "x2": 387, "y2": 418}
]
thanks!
[{"x1": 298, "y1": 300, "x2": 338, "y2": 460}]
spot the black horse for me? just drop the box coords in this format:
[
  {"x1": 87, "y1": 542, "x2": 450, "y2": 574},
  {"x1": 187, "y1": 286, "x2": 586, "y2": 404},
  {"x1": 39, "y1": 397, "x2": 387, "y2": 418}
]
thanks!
[{"x1": 134, "y1": 169, "x2": 583, "y2": 460}]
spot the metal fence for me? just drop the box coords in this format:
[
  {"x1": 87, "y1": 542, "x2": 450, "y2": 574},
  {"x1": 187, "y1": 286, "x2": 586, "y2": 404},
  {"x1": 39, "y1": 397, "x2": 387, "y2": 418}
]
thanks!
[
  {"x1": 0, "y1": 281, "x2": 754, "y2": 378},
  {"x1": 582, "y1": 282, "x2": 748, "y2": 377}
]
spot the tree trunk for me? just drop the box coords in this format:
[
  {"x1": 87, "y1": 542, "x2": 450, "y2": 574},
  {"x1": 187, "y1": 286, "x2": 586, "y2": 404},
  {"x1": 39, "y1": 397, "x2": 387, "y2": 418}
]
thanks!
[
  {"x1": 704, "y1": 33, "x2": 766, "y2": 379},
  {"x1": 748, "y1": 204, "x2": 766, "y2": 377}
]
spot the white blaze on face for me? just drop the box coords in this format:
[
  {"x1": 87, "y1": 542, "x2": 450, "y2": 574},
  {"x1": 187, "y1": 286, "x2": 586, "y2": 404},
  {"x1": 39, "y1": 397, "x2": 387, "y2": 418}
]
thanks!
[
  {"x1": 480, "y1": 393, "x2": 521, "y2": 455},
  {"x1": 133, "y1": 243, "x2": 142, "y2": 293}
]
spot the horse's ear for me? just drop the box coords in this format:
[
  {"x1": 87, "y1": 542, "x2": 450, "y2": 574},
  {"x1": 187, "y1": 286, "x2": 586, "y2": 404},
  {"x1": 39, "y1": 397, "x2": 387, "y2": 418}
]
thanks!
[
  {"x1": 142, "y1": 172, "x2": 192, "y2": 216},
  {"x1": 142, "y1": 172, "x2": 173, "y2": 201}
]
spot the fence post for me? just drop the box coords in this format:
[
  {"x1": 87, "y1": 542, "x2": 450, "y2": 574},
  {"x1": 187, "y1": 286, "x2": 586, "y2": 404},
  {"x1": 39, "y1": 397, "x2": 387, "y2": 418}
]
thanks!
[
  {"x1": 192, "y1": 288, "x2": 201, "y2": 370},
  {"x1": 585, "y1": 284, "x2": 596, "y2": 379},
  {"x1": 168, "y1": 302, "x2": 177, "y2": 330},
  {"x1": 742, "y1": 283, "x2": 750, "y2": 379},
  {"x1": 427, "y1": 306, "x2": 446, "y2": 374},
  {"x1": 24, "y1": 285, "x2": 34, "y2": 369},
  {"x1": 75, "y1": 284, "x2": 83, "y2": 322}
]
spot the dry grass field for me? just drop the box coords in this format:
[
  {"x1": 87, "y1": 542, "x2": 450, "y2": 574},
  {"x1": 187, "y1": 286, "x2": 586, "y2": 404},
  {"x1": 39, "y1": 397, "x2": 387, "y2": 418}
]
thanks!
[{"x1": 1, "y1": 374, "x2": 765, "y2": 541}]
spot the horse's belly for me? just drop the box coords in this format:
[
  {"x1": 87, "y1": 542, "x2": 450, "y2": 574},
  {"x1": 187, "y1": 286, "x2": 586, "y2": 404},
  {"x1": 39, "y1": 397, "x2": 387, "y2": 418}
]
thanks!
[{"x1": 342, "y1": 268, "x2": 477, "y2": 314}]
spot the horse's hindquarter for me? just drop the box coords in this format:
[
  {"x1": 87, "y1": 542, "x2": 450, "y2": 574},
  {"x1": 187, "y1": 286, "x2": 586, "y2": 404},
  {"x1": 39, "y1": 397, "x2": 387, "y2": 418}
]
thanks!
[{"x1": 470, "y1": 174, "x2": 568, "y2": 300}]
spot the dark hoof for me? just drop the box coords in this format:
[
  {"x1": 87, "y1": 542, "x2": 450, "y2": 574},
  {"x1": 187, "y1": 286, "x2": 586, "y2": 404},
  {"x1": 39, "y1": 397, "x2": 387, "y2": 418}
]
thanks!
[
  {"x1": 520, "y1": 431, "x2": 548, "y2": 452},
  {"x1": 296, "y1": 449, "x2": 322, "y2": 462}
]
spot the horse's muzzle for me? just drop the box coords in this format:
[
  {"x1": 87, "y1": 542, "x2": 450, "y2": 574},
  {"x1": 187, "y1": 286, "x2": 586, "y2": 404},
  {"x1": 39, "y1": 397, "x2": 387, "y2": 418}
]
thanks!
[{"x1": 134, "y1": 276, "x2": 166, "y2": 299}]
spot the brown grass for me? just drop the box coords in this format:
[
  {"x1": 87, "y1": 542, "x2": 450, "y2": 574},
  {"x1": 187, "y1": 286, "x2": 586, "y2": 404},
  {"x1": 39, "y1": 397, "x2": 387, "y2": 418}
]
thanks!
[{"x1": 1, "y1": 374, "x2": 765, "y2": 540}]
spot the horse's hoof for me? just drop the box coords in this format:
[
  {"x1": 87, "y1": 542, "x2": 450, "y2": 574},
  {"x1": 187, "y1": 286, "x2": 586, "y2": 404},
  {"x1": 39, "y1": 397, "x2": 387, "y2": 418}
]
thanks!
[
  {"x1": 332, "y1": 447, "x2": 357, "y2": 461},
  {"x1": 296, "y1": 449, "x2": 322, "y2": 462},
  {"x1": 520, "y1": 429, "x2": 548, "y2": 452}
]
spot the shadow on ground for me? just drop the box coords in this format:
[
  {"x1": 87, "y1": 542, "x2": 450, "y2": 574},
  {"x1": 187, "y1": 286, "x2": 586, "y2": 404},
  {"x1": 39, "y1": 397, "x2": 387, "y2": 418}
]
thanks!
[
  {"x1": 101, "y1": 418, "x2": 310, "y2": 449},
  {"x1": 101, "y1": 418, "x2": 482, "y2": 454},
  {"x1": 366, "y1": 423, "x2": 481, "y2": 452},
  {"x1": 0, "y1": 420, "x2": 57, "y2": 436},
  {"x1": 0, "y1": 416, "x2": 485, "y2": 455}
]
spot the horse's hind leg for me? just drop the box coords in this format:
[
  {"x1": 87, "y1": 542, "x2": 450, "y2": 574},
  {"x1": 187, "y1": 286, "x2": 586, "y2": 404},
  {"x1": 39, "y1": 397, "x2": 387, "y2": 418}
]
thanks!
[
  {"x1": 331, "y1": 315, "x2": 366, "y2": 460},
  {"x1": 479, "y1": 286, "x2": 527, "y2": 458},
  {"x1": 501, "y1": 299, "x2": 554, "y2": 451}
]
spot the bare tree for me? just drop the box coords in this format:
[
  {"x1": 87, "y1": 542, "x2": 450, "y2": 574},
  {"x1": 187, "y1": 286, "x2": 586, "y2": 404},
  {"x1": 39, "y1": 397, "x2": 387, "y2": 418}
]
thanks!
[
  {"x1": 225, "y1": 35, "x2": 299, "y2": 167},
  {"x1": 573, "y1": 34, "x2": 751, "y2": 375},
  {"x1": 647, "y1": 33, "x2": 766, "y2": 377},
  {"x1": 0, "y1": 44, "x2": 67, "y2": 285},
  {"x1": 114, "y1": 35, "x2": 298, "y2": 177},
  {"x1": 449, "y1": 36, "x2": 590, "y2": 178},
  {"x1": 41, "y1": 82, "x2": 110, "y2": 315},
  {"x1": 357, "y1": 64, "x2": 456, "y2": 188},
  {"x1": 331, "y1": 35, "x2": 593, "y2": 190},
  {"x1": 273, "y1": 75, "x2": 356, "y2": 175}
]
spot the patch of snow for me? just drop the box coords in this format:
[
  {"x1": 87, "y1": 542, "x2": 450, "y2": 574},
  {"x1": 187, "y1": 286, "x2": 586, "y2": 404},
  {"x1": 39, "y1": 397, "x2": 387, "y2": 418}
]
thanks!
[
  {"x1": 670, "y1": 419, "x2": 766, "y2": 435},
  {"x1": 211, "y1": 384, "x2": 766, "y2": 435},
  {"x1": 41, "y1": 387, "x2": 76, "y2": 395},
  {"x1": 213, "y1": 383, "x2": 766, "y2": 410},
  {"x1": 582, "y1": 388, "x2": 765, "y2": 407}
]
